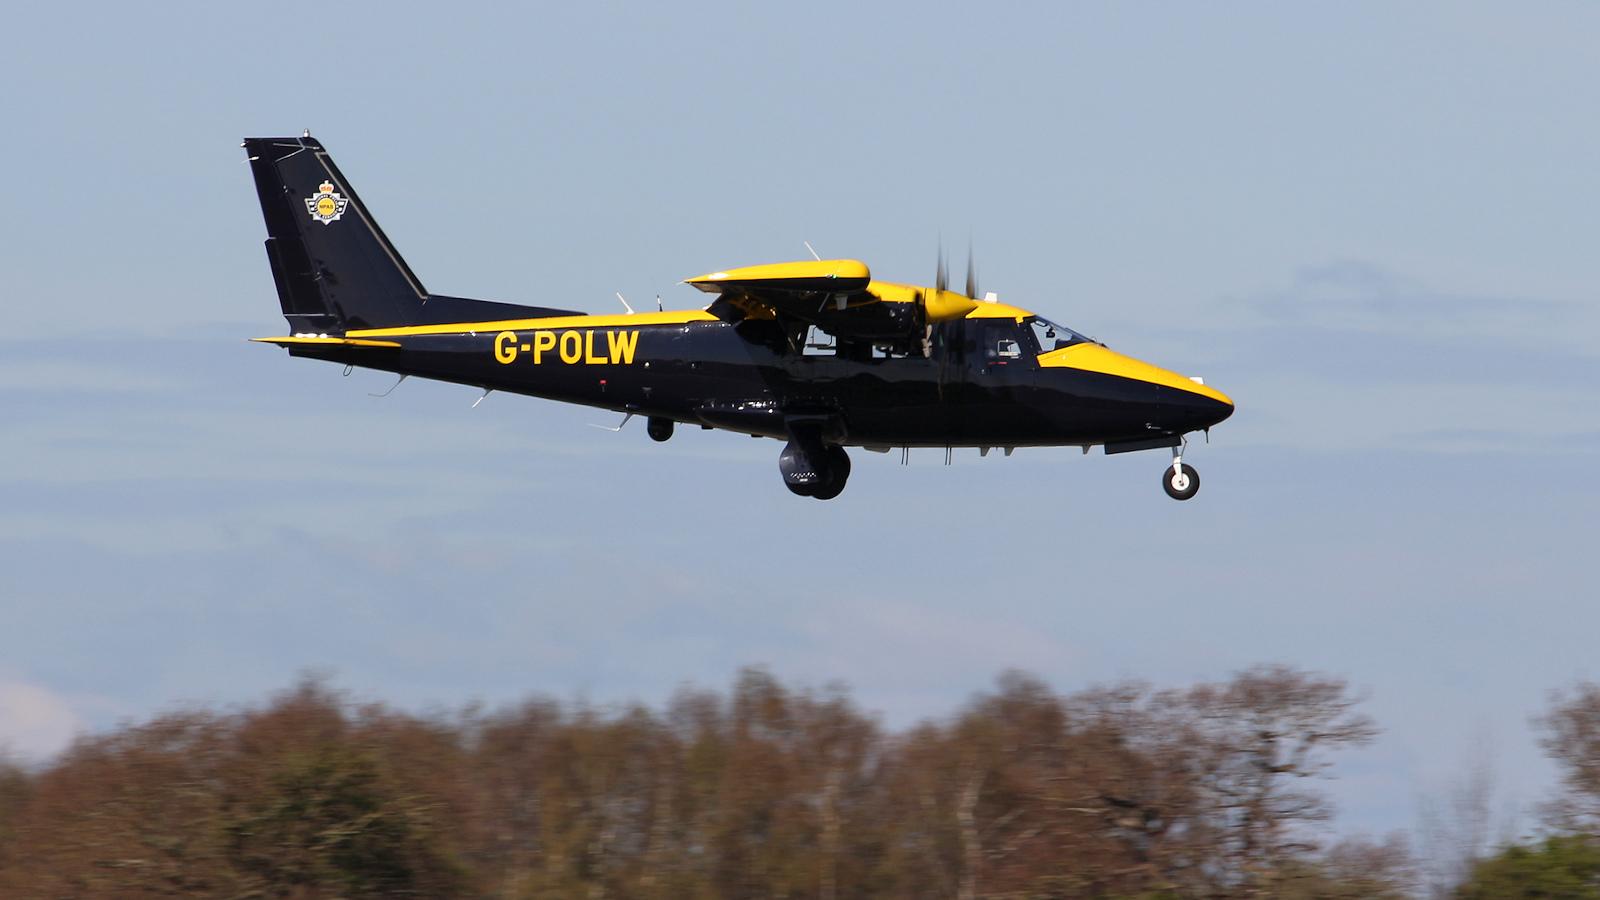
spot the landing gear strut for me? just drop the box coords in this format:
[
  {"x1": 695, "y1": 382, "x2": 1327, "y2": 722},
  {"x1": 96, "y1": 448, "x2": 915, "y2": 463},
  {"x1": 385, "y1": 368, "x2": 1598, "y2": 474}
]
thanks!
[
  {"x1": 1162, "y1": 441, "x2": 1200, "y2": 501},
  {"x1": 778, "y1": 428, "x2": 851, "y2": 500}
]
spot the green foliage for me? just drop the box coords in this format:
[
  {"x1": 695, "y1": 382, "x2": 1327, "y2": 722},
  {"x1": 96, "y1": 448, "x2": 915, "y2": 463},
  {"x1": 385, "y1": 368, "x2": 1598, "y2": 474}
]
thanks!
[
  {"x1": 1456, "y1": 836, "x2": 1600, "y2": 899},
  {"x1": 223, "y1": 744, "x2": 461, "y2": 896}
]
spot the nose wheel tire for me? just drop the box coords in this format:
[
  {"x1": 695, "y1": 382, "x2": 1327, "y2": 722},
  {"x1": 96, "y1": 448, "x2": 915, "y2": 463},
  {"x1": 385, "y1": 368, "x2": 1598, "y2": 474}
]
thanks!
[
  {"x1": 1163, "y1": 463, "x2": 1200, "y2": 501},
  {"x1": 646, "y1": 417, "x2": 675, "y2": 442}
]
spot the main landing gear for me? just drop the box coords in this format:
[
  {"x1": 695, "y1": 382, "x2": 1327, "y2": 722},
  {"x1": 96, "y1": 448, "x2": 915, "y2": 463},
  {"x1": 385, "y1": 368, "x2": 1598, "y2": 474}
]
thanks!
[
  {"x1": 646, "y1": 416, "x2": 674, "y2": 442},
  {"x1": 778, "y1": 429, "x2": 851, "y2": 501},
  {"x1": 1162, "y1": 441, "x2": 1200, "y2": 501}
]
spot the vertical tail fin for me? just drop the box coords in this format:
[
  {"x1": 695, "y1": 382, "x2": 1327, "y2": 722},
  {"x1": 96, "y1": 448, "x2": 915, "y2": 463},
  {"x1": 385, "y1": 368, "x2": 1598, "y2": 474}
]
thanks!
[{"x1": 244, "y1": 134, "x2": 428, "y2": 332}]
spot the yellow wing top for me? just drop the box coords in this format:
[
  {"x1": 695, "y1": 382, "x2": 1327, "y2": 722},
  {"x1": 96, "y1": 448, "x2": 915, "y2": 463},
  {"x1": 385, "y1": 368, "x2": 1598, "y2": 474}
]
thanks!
[
  {"x1": 686, "y1": 258, "x2": 1023, "y2": 324},
  {"x1": 685, "y1": 259, "x2": 875, "y2": 317},
  {"x1": 686, "y1": 258, "x2": 872, "y2": 290}
]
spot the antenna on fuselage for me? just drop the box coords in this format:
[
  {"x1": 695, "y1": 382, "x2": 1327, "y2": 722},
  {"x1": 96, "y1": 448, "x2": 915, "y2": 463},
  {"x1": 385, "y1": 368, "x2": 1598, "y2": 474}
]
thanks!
[
  {"x1": 589, "y1": 412, "x2": 635, "y2": 432},
  {"x1": 369, "y1": 374, "x2": 407, "y2": 397},
  {"x1": 615, "y1": 292, "x2": 635, "y2": 314},
  {"x1": 803, "y1": 240, "x2": 821, "y2": 261}
]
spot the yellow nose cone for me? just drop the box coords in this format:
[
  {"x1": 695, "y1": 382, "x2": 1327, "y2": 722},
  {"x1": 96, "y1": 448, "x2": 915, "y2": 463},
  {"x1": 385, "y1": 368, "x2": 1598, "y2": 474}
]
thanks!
[{"x1": 1038, "y1": 344, "x2": 1234, "y2": 407}]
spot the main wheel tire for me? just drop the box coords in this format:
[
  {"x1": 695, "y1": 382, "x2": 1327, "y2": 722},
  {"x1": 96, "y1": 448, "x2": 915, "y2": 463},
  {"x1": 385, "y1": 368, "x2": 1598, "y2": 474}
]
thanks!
[
  {"x1": 811, "y1": 446, "x2": 851, "y2": 501},
  {"x1": 779, "y1": 439, "x2": 822, "y2": 496},
  {"x1": 1162, "y1": 463, "x2": 1200, "y2": 501},
  {"x1": 646, "y1": 417, "x2": 674, "y2": 442}
]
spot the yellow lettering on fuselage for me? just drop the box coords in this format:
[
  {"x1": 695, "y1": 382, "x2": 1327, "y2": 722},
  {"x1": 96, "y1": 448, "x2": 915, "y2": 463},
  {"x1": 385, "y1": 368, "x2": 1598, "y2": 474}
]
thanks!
[
  {"x1": 606, "y1": 329, "x2": 639, "y2": 364},
  {"x1": 494, "y1": 331, "x2": 517, "y2": 364},
  {"x1": 492, "y1": 329, "x2": 643, "y2": 366},
  {"x1": 559, "y1": 331, "x2": 582, "y2": 364},
  {"x1": 533, "y1": 330, "x2": 556, "y2": 363}
]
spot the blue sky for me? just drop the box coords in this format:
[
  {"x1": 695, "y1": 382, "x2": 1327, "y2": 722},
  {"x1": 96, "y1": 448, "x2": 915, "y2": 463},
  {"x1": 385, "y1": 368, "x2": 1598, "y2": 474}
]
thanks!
[{"x1": 2, "y1": 1, "x2": 1598, "y2": 839}]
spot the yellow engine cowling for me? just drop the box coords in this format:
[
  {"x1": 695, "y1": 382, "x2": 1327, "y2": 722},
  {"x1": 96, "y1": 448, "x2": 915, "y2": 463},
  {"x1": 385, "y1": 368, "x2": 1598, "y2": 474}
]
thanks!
[{"x1": 921, "y1": 287, "x2": 979, "y2": 322}]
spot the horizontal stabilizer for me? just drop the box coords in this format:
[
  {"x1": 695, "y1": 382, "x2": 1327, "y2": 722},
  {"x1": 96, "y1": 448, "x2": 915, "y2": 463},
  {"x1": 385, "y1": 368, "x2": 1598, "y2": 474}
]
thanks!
[{"x1": 251, "y1": 336, "x2": 402, "y2": 349}]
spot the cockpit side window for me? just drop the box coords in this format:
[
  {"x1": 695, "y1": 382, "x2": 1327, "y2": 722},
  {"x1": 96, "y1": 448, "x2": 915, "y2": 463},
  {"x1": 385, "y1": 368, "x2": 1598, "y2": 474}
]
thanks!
[{"x1": 1027, "y1": 316, "x2": 1088, "y2": 353}]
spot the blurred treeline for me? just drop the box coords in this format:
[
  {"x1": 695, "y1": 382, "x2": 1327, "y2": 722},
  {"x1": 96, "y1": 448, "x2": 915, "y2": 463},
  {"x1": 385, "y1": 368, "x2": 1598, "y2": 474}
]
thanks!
[{"x1": 1, "y1": 667, "x2": 1598, "y2": 898}]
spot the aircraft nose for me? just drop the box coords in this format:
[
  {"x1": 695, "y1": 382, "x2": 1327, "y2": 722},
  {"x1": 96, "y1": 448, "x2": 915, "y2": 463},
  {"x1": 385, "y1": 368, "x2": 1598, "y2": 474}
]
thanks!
[
  {"x1": 1133, "y1": 365, "x2": 1233, "y2": 431},
  {"x1": 1037, "y1": 344, "x2": 1235, "y2": 432},
  {"x1": 1169, "y1": 385, "x2": 1234, "y2": 430}
]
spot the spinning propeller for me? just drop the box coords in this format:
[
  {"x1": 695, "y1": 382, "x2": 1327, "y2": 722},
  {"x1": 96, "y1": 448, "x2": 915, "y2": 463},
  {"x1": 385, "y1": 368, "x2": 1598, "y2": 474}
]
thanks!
[
  {"x1": 921, "y1": 241, "x2": 981, "y2": 322},
  {"x1": 926, "y1": 242, "x2": 983, "y2": 388}
]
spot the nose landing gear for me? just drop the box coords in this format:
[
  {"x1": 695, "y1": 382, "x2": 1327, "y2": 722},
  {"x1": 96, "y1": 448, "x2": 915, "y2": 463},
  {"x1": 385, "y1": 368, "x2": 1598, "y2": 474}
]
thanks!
[{"x1": 1162, "y1": 440, "x2": 1200, "y2": 501}]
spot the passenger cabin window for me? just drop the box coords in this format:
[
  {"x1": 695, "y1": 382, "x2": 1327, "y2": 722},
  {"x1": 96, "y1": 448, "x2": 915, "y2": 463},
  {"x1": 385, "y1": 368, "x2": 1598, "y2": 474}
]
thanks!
[
  {"x1": 979, "y1": 320, "x2": 1027, "y2": 370},
  {"x1": 802, "y1": 325, "x2": 836, "y2": 357},
  {"x1": 1027, "y1": 316, "x2": 1087, "y2": 353}
]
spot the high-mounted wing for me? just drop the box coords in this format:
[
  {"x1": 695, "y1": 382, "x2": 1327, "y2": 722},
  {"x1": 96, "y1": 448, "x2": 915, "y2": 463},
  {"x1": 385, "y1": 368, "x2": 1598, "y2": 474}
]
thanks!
[
  {"x1": 685, "y1": 259, "x2": 979, "y2": 343},
  {"x1": 686, "y1": 259, "x2": 873, "y2": 314}
]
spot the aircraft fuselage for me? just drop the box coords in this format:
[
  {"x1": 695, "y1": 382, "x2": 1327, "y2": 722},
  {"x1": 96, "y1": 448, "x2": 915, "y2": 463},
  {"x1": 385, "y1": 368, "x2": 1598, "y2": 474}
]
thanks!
[{"x1": 289, "y1": 312, "x2": 1231, "y2": 450}]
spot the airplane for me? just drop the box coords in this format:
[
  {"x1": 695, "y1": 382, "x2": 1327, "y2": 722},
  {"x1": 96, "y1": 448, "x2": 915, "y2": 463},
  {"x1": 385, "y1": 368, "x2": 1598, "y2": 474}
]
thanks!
[{"x1": 243, "y1": 133, "x2": 1234, "y2": 501}]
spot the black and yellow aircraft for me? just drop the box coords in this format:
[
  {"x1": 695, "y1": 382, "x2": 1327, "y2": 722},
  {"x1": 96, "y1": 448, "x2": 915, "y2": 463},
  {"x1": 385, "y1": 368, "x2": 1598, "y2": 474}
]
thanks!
[{"x1": 244, "y1": 134, "x2": 1234, "y2": 501}]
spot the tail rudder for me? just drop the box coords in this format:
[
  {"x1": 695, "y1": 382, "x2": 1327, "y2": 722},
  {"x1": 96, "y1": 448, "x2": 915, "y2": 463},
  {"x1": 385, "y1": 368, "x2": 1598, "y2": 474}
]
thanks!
[{"x1": 244, "y1": 134, "x2": 427, "y2": 332}]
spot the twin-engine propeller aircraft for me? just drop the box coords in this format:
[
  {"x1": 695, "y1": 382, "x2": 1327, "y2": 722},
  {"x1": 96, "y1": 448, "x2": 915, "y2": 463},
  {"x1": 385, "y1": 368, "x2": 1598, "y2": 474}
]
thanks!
[{"x1": 244, "y1": 134, "x2": 1234, "y2": 500}]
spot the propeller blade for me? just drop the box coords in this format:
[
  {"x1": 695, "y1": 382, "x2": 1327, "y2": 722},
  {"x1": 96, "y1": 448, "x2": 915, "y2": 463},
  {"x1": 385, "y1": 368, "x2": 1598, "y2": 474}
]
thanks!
[
  {"x1": 921, "y1": 236, "x2": 977, "y2": 321},
  {"x1": 964, "y1": 241, "x2": 977, "y2": 300}
]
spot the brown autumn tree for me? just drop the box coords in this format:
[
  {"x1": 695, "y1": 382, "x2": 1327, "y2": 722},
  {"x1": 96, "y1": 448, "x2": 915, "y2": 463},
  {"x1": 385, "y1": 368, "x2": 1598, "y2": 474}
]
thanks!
[
  {"x1": 1169, "y1": 664, "x2": 1379, "y2": 892},
  {"x1": 869, "y1": 667, "x2": 1380, "y2": 898},
  {"x1": 461, "y1": 668, "x2": 888, "y2": 899},
  {"x1": 1271, "y1": 832, "x2": 1416, "y2": 899},
  {"x1": 0, "y1": 666, "x2": 1396, "y2": 899},
  {"x1": 1537, "y1": 681, "x2": 1600, "y2": 832},
  {"x1": 0, "y1": 679, "x2": 470, "y2": 897},
  {"x1": 0, "y1": 755, "x2": 33, "y2": 871}
]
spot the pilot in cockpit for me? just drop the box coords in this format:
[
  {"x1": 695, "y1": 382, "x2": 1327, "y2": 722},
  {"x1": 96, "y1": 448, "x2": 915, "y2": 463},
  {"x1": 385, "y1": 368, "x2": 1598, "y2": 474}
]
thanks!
[{"x1": 1028, "y1": 316, "x2": 1087, "y2": 352}]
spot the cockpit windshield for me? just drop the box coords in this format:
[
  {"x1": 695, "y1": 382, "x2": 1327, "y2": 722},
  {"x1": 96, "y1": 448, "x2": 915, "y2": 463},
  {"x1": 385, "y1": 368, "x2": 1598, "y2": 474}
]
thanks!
[{"x1": 1026, "y1": 316, "x2": 1089, "y2": 353}]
